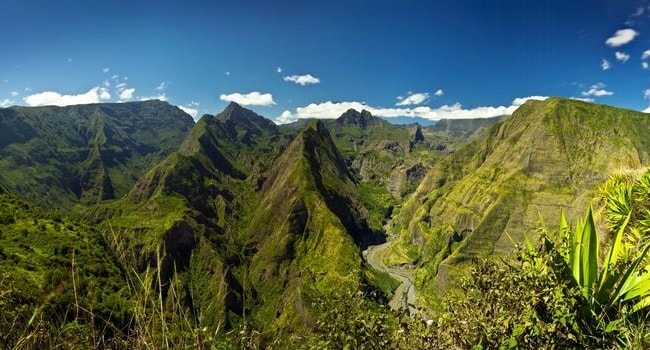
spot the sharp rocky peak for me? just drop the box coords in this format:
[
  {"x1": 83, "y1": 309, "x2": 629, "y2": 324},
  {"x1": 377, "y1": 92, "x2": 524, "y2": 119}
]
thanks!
[{"x1": 336, "y1": 108, "x2": 376, "y2": 127}]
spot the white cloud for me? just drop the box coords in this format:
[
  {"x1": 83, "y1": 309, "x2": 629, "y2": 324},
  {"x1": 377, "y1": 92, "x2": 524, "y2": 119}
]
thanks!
[
  {"x1": 219, "y1": 91, "x2": 275, "y2": 106},
  {"x1": 116, "y1": 83, "x2": 127, "y2": 91},
  {"x1": 283, "y1": 74, "x2": 320, "y2": 86},
  {"x1": 139, "y1": 93, "x2": 167, "y2": 102},
  {"x1": 1, "y1": 99, "x2": 13, "y2": 107},
  {"x1": 276, "y1": 67, "x2": 282, "y2": 73},
  {"x1": 99, "y1": 88, "x2": 111, "y2": 100},
  {"x1": 605, "y1": 28, "x2": 639, "y2": 47},
  {"x1": 644, "y1": 89, "x2": 650, "y2": 113},
  {"x1": 570, "y1": 97, "x2": 595, "y2": 103},
  {"x1": 643, "y1": 50, "x2": 650, "y2": 60},
  {"x1": 276, "y1": 110, "x2": 295, "y2": 124},
  {"x1": 225, "y1": 71, "x2": 230, "y2": 76},
  {"x1": 280, "y1": 95, "x2": 548, "y2": 123},
  {"x1": 119, "y1": 88, "x2": 136, "y2": 102},
  {"x1": 511, "y1": 96, "x2": 549, "y2": 106},
  {"x1": 10, "y1": 91, "x2": 18, "y2": 97},
  {"x1": 615, "y1": 51, "x2": 630, "y2": 62},
  {"x1": 396, "y1": 92, "x2": 430, "y2": 106},
  {"x1": 178, "y1": 105, "x2": 198, "y2": 118},
  {"x1": 644, "y1": 62, "x2": 650, "y2": 70},
  {"x1": 156, "y1": 82, "x2": 168, "y2": 92},
  {"x1": 102, "y1": 67, "x2": 110, "y2": 73},
  {"x1": 24, "y1": 87, "x2": 108, "y2": 106},
  {"x1": 434, "y1": 89, "x2": 444, "y2": 97},
  {"x1": 601, "y1": 59, "x2": 611, "y2": 70},
  {"x1": 581, "y1": 83, "x2": 613, "y2": 97}
]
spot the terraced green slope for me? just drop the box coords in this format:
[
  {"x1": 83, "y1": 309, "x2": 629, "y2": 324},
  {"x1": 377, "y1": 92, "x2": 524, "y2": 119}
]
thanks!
[{"x1": 390, "y1": 98, "x2": 650, "y2": 300}]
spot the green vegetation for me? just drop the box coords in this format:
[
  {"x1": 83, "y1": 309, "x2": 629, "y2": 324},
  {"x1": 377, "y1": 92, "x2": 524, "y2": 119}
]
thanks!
[
  {"x1": 5, "y1": 98, "x2": 650, "y2": 348},
  {"x1": 0, "y1": 101, "x2": 194, "y2": 211},
  {"x1": 391, "y1": 98, "x2": 650, "y2": 298}
]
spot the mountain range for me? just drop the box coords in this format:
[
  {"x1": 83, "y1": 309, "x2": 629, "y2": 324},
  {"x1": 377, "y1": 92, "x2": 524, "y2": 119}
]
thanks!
[{"x1": 2, "y1": 97, "x2": 648, "y2": 346}]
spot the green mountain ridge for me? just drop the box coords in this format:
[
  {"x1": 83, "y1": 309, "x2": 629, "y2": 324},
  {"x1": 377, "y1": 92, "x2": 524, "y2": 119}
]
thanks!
[
  {"x1": 0, "y1": 100, "x2": 194, "y2": 211},
  {"x1": 6, "y1": 97, "x2": 645, "y2": 346},
  {"x1": 93, "y1": 104, "x2": 394, "y2": 340},
  {"x1": 390, "y1": 97, "x2": 650, "y2": 300}
]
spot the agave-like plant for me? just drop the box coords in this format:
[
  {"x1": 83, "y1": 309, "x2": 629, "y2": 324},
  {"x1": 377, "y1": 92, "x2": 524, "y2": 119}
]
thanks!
[{"x1": 552, "y1": 204, "x2": 650, "y2": 339}]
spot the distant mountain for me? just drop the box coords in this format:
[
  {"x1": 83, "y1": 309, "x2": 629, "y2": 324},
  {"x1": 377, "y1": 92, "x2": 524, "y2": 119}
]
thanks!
[
  {"x1": 379, "y1": 116, "x2": 439, "y2": 126},
  {"x1": 0, "y1": 100, "x2": 194, "y2": 210},
  {"x1": 429, "y1": 115, "x2": 507, "y2": 138},
  {"x1": 389, "y1": 97, "x2": 650, "y2": 296}
]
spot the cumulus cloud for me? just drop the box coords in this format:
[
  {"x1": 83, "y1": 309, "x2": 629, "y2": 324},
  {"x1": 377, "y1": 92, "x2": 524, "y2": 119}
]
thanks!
[
  {"x1": 102, "y1": 67, "x2": 110, "y2": 73},
  {"x1": 99, "y1": 88, "x2": 111, "y2": 100},
  {"x1": 581, "y1": 83, "x2": 613, "y2": 97},
  {"x1": 605, "y1": 29, "x2": 639, "y2": 47},
  {"x1": 1, "y1": 99, "x2": 13, "y2": 107},
  {"x1": 219, "y1": 91, "x2": 275, "y2": 106},
  {"x1": 276, "y1": 110, "x2": 295, "y2": 124},
  {"x1": 644, "y1": 62, "x2": 650, "y2": 70},
  {"x1": 601, "y1": 59, "x2": 611, "y2": 70},
  {"x1": 178, "y1": 105, "x2": 198, "y2": 118},
  {"x1": 615, "y1": 51, "x2": 630, "y2": 62},
  {"x1": 119, "y1": 88, "x2": 136, "y2": 102},
  {"x1": 24, "y1": 87, "x2": 109, "y2": 106},
  {"x1": 276, "y1": 67, "x2": 282, "y2": 73},
  {"x1": 643, "y1": 50, "x2": 650, "y2": 60},
  {"x1": 396, "y1": 92, "x2": 430, "y2": 106},
  {"x1": 434, "y1": 89, "x2": 444, "y2": 97},
  {"x1": 274, "y1": 96, "x2": 548, "y2": 123},
  {"x1": 10, "y1": 91, "x2": 18, "y2": 97},
  {"x1": 283, "y1": 74, "x2": 320, "y2": 85}
]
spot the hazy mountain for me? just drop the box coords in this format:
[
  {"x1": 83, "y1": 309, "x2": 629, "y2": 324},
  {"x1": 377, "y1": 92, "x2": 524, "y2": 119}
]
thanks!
[{"x1": 429, "y1": 115, "x2": 507, "y2": 138}]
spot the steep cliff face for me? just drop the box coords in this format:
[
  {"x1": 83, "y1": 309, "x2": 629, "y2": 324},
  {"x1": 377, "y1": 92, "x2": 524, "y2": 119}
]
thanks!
[
  {"x1": 244, "y1": 120, "x2": 382, "y2": 331},
  {"x1": 390, "y1": 98, "x2": 650, "y2": 297},
  {"x1": 100, "y1": 104, "x2": 389, "y2": 335}
]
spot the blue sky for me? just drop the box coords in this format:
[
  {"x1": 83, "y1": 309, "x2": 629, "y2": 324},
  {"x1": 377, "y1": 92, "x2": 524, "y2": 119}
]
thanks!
[{"x1": 2, "y1": 0, "x2": 650, "y2": 123}]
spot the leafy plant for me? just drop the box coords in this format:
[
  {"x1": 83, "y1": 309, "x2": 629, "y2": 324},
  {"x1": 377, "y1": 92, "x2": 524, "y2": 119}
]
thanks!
[{"x1": 543, "y1": 204, "x2": 650, "y2": 344}]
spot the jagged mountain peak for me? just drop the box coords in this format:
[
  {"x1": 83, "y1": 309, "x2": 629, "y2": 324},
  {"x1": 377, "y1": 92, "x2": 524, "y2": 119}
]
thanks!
[
  {"x1": 214, "y1": 102, "x2": 278, "y2": 144},
  {"x1": 336, "y1": 108, "x2": 381, "y2": 128}
]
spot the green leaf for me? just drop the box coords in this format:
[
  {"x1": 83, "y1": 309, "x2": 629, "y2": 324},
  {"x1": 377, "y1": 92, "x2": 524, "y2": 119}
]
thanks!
[{"x1": 580, "y1": 205, "x2": 598, "y2": 295}]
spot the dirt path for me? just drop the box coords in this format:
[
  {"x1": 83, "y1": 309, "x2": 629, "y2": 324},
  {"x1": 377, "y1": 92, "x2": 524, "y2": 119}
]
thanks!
[{"x1": 363, "y1": 241, "x2": 417, "y2": 316}]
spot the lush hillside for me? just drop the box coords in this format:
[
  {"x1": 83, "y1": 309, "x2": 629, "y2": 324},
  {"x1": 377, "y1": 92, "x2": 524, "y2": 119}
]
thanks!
[
  {"x1": 0, "y1": 100, "x2": 194, "y2": 211},
  {"x1": 244, "y1": 120, "x2": 387, "y2": 336},
  {"x1": 388, "y1": 97, "x2": 650, "y2": 300},
  {"x1": 6, "y1": 98, "x2": 650, "y2": 347},
  {"x1": 0, "y1": 192, "x2": 130, "y2": 348},
  {"x1": 92, "y1": 103, "x2": 395, "y2": 344}
]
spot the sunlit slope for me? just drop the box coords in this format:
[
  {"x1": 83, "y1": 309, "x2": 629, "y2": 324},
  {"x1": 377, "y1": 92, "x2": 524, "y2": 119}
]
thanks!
[{"x1": 391, "y1": 97, "x2": 650, "y2": 297}]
